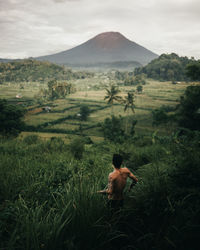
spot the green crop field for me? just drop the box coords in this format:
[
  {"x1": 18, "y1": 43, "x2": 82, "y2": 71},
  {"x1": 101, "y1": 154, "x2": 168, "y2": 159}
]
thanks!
[
  {"x1": 1, "y1": 72, "x2": 200, "y2": 250},
  {"x1": 0, "y1": 76, "x2": 190, "y2": 141}
]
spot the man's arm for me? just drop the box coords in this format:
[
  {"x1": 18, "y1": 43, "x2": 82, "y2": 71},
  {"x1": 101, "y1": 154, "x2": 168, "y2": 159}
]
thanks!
[
  {"x1": 129, "y1": 171, "x2": 138, "y2": 182},
  {"x1": 127, "y1": 169, "x2": 138, "y2": 191},
  {"x1": 98, "y1": 174, "x2": 113, "y2": 195}
]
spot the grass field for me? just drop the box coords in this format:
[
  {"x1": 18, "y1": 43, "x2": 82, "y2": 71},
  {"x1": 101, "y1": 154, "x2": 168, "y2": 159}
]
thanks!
[
  {"x1": 1, "y1": 74, "x2": 200, "y2": 250},
  {"x1": 0, "y1": 76, "x2": 190, "y2": 141}
]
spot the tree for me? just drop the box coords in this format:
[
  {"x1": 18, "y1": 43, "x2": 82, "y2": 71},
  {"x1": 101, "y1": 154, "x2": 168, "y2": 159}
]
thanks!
[
  {"x1": 101, "y1": 115, "x2": 125, "y2": 143},
  {"x1": 47, "y1": 80, "x2": 75, "y2": 100},
  {"x1": 137, "y1": 85, "x2": 143, "y2": 93},
  {"x1": 0, "y1": 60, "x2": 94, "y2": 83},
  {"x1": 152, "y1": 108, "x2": 168, "y2": 126},
  {"x1": 123, "y1": 92, "x2": 135, "y2": 113},
  {"x1": 177, "y1": 86, "x2": 200, "y2": 130},
  {"x1": 0, "y1": 99, "x2": 25, "y2": 137},
  {"x1": 79, "y1": 105, "x2": 90, "y2": 121},
  {"x1": 104, "y1": 85, "x2": 122, "y2": 114},
  {"x1": 134, "y1": 53, "x2": 194, "y2": 81},
  {"x1": 123, "y1": 75, "x2": 146, "y2": 86},
  {"x1": 186, "y1": 62, "x2": 200, "y2": 81},
  {"x1": 123, "y1": 92, "x2": 135, "y2": 133}
]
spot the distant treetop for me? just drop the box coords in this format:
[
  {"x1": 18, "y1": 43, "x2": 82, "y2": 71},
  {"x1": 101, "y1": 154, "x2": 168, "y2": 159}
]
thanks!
[
  {"x1": 0, "y1": 59, "x2": 94, "y2": 83},
  {"x1": 134, "y1": 53, "x2": 198, "y2": 81}
]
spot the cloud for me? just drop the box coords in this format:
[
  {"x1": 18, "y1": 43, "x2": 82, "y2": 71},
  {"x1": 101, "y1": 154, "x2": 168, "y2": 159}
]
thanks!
[
  {"x1": 53, "y1": 0, "x2": 80, "y2": 2},
  {"x1": 0, "y1": 0, "x2": 200, "y2": 59}
]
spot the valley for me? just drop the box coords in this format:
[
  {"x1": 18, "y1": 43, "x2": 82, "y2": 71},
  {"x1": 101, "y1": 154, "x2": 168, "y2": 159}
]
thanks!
[{"x1": 0, "y1": 74, "x2": 188, "y2": 142}]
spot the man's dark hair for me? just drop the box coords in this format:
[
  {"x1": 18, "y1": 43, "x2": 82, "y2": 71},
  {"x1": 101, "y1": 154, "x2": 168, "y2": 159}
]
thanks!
[{"x1": 112, "y1": 154, "x2": 123, "y2": 169}]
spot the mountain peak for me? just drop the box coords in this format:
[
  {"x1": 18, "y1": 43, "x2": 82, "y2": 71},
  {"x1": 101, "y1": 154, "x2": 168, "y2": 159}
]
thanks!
[
  {"x1": 37, "y1": 31, "x2": 158, "y2": 66},
  {"x1": 94, "y1": 31, "x2": 125, "y2": 39},
  {"x1": 92, "y1": 32, "x2": 129, "y2": 49}
]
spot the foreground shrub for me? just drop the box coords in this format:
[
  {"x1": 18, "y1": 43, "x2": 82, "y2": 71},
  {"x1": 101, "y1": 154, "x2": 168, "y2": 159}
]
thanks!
[
  {"x1": 23, "y1": 134, "x2": 40, "y2": 145},
  {"x1": 69, "y1": 138, "x2": 85, "y2": 160},
  {"x1": 0, "y1": 134, "x2": 200, "y2": 250},
  {"x1": 46, "y1": 137, "x2": 67, "y2": 152},
  {"x1": 0, "y1": 99, "x2": 26, "y2": 137}
]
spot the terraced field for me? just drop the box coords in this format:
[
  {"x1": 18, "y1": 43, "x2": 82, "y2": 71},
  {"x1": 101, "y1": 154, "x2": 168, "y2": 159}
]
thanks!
[{"x1": 0, "y1": 76, "x2": 190, "y2": 142}]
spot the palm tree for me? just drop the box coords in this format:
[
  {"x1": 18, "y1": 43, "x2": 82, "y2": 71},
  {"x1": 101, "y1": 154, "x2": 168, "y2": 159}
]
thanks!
[
  {"x1": 123, "y1": 92, "x2": 135, "y2": 133},
  {"x1": 104, "y1": 85, "x2": 122, "y2": 114}
]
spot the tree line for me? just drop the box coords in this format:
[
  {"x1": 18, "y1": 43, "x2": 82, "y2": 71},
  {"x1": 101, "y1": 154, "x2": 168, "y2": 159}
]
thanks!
[
  {"x1": 0, "y1": 59, "x2": 94, "y2": 83},
  {"x1": 134, "y1": 53, "x2": 200, "y2": 81},
  {"x1": 152, "y1": 63, "x2": 200, "y2": 131},
  {"x1": 38, "y1": 80, "x2": 76, "y2": 101},
  {"x1": 115, "y1": 70, "x2": 146, "y2": 86}
]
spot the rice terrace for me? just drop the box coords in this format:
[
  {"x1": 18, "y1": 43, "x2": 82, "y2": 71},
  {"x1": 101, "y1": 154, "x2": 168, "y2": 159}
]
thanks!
[
  {"x1": 0, "y1": 74, "x2": 189, "y2": 141},
  {"x1": 1, "y1": 3, "x2": 200, "y2": 249}
]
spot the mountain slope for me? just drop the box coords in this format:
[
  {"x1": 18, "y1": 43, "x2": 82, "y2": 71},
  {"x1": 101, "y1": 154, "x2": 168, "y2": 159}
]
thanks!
[{"x1": 37, "y1": 32, "x2": 158, "y2": 66}]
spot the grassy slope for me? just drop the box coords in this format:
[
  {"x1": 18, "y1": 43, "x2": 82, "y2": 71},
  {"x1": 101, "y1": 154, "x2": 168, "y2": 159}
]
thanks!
[
  {"x1": 0, "y1": 133, "x2": 199, "y2": 250},
  {"x1": 0, "y1": 76, "x2": 200, "y2": 250}
]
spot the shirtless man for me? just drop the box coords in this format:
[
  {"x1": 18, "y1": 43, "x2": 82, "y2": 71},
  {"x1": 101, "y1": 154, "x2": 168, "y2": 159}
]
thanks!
[{"x1": 98, "y1": 154, "x2": 138, "y2": 209}]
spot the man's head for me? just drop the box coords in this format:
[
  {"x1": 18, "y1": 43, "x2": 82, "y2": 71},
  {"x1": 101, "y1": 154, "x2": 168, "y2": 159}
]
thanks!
[{"x1": 112, "y1": 154, "x2": 123, "y2": 169}]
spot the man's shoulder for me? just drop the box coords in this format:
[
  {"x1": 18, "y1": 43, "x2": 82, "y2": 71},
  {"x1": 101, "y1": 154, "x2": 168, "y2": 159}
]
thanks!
[
  {"x1": 121, "y1": 167, "x2": 130, "y2": 172},
  {"x1": 109, "y1": 171, "x2": 114, "y2": 178}
]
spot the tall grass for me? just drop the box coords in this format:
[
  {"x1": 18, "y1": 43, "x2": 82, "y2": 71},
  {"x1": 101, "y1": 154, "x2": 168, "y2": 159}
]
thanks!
[
  {"x1": 0, "y1": 133, "x2": 200, "y2": 250},
  {"x1": 0, "y1": 138, "x2": 112, "y2": 249}
]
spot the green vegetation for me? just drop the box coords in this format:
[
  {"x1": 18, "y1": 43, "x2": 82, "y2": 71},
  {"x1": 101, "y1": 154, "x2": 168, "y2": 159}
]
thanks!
[
  {"x1": 104, "y1": 85, "x2": 122, "y2": 114},
  {"x1": 40, "y1": 80, "x2": 76, "y2": 100},
  {"x1": 134, "y1": 53, "x2": 196, "y2": 81},
  {"x1": 0, "y1": 99, "x2": 26, "y2": 137},
  {"x1": 177, "y1": 85, "x2": 200, "y2": 130},
  {"x1": 115, "y1": 71, "x2": 146, "y2": 86},
  {"x1": 0, "y1": 61, "x2": 200, "y2": 250},
  {"x1": 101, "y1": 115, "x2": 126, "y2": 143},
  {"x1": 186, "y1": 61, "x2": 200, "y2": 81},
  {"x1": 137, "y1": 85, "x2": 143, "y2": 93},
  {"x1": 0, "y1": 59, "x2": 93, "y2": 83},
  {"x1": 79, "y1": 105, "x2": 91, "y2": 121},
  {"x1": 152, "y1": 106, "x2": 170, "y2": 126},
  {"x1": 115, "y1": 70, "x2": 134, "y2": 80},
  {"x1": 0, "y1": 131, "x2": 200, "y2": 250},
  {"x1": 0, "y1": 77, "x2": 190, "y2": 137},
  {"x1": 151, "y1": 85, "x2": 200, "y2": 131}
]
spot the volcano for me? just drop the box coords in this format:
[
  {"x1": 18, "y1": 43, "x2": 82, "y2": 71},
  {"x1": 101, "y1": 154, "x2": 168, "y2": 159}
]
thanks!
[{"x1": 37, "y1": 32, "x2": 158, "y2": 66}]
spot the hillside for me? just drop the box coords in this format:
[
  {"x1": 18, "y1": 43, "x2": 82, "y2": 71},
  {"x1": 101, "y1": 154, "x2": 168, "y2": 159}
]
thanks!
[
  {"x1": 0, "y1": 59, "x2": 93, "y2": 83},
  {"x1": 37, "y1": 32, "x2": 158, "y2": 66},
  {"x1": 0, "y1": 58, "x2": 15, "y2": 63},
  {"x1": 1, "y1": 69, "x2": 200, "y2": 249},
  {"x1": 134, "y1": 53, "x2": 195, "y2": 81}
]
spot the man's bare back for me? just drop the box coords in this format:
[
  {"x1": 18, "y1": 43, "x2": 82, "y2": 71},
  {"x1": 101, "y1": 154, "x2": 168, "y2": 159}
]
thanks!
[
  {"x1": 107, "y1": 167, "x2": 138, "y2": 200},
  {"x1": 98, "y1": 154, "x2": 138, "y2": 203}
]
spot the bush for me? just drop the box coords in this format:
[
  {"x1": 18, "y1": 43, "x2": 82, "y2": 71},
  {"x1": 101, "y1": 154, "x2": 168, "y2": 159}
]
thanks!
[
  {"x1": 120, "y1": 143, "x2": 166, "y2": 170},
  {"x1": 46, "y1": 137, "x2": 67, "y2": 152},
  {"x1": 101, "y1": 115, "x2": 126, "y2": 143},
  {"x1": 79, "y1": 105, "x2": 90, "y2": 121},
  {"x1": 152, "y1": 107, "x2": 169, "y2": 125},
  {"x1": 23, "y1": 135, "x2": 40, "y2": 145},
  {"x1": 0, "y1": 132, "x2": 200, "y2": 250},
  {"x1": 0, "y1": 99, "x2": 26, "y2": 137},
  {"x1": 69, "y1": 138, "x2": 85, "y2": 159},
  {"x1": 177, "y1": 85, "x2": 200, "y2": 130},
  {"x1": 82, "y1": 136, "x2": 93, "y2": 144}
]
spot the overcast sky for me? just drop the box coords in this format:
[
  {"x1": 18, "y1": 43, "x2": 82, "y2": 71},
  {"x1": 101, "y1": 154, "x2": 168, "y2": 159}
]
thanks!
[{"x1": 1, "y1": 0, "x2": 200, "y2": 59}]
